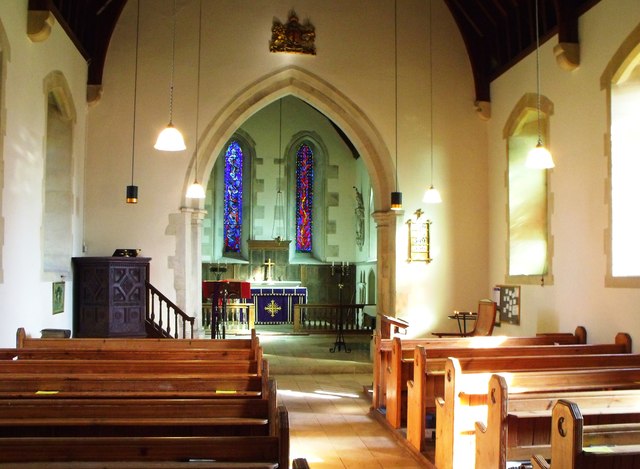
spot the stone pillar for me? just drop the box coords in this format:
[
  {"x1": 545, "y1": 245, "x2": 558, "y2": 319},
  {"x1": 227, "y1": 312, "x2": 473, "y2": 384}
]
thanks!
[{"x1": 372, "y1": 210, "x2": 397, "y2": 319}]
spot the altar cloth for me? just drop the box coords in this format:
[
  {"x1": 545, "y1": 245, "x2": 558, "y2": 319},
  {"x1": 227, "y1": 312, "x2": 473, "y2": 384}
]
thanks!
[{"x1": 251, "y1": 287, "x2": 307, "y2": 324}]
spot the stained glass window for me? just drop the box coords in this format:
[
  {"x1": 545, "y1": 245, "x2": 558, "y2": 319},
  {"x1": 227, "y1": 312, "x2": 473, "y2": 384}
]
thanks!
[
  {"x1": 296, "y1": 143, "x2": 313, "y2": 252},
  {"x1": 224, "y1": 141, "x2": 243, "y2": 253}
]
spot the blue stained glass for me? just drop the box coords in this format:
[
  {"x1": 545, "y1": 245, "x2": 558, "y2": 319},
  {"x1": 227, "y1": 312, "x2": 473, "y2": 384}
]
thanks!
[
  {"x1": 296, "y1": 144, "x2": 313, "y2": 252},
  {"x1": 224, "y1": 141, "x2": 243, "y2": 253}
]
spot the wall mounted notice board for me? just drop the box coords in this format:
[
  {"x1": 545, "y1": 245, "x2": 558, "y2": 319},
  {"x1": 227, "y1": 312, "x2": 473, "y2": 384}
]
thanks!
[{"x1": 493, "y1": 285, "x2": 520, "y2": 325}]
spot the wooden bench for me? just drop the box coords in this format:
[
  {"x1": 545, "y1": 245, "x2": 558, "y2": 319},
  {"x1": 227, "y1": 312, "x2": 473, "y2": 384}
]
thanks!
[
  {"x1": 0, "y1": 358, "x2": 263, "y2": 376},
  {"x1": 435, "y1": 358, "x2": 640, "y2": 469},
  {"x1": 405, "y1": 335, "x2": 633, "y2": 451},
  {"x1": 0, "y1": 372, "x2": 270, "y2": 398},
  {"x1": 0, "y1": 406, "x2": 289, "y2": 468},
  {"x1": 0, "y1": 346, "x2": 261, "y2": 362},
  {"x1": 0, "y1": 382, "x2": 279, "y2": 438},
  {"x1": 477, "y1": 375, "x2": 640, "y2": 468},
  {"x1": 16, "y1": 327, "x2": 261, "y2": 356},
  {"x1": 374, "y1": 327, "x2": 587, "y2": 413},
  {"x1": 531, "y1": 400, "x2": 640, "y2": 469},
  {"x1": 377, "y1": 327, "x2": 593, "y2": 428}
]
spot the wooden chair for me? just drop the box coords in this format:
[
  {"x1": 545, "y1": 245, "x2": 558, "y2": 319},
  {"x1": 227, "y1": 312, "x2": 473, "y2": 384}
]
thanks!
[{"x1": 432, "y1": 299, "x2": 496, "y2": 337}]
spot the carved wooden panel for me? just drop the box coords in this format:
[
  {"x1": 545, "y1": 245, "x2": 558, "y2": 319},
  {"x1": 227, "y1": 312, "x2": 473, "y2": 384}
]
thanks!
[{"x1": 73, "y1": 257, "x2": 150, "y2": 338}]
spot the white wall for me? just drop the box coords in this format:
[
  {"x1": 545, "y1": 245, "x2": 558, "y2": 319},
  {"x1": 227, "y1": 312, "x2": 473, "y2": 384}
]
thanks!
[
  {"x1": 0, "y1": 1, "x2": 87, "y2": 346},
  {"x1": 85, "y1": 0, "x2": 487, "y2": 336},
  {"x1": 488, "y1": 0, "x2": 640, "y2": 346}
]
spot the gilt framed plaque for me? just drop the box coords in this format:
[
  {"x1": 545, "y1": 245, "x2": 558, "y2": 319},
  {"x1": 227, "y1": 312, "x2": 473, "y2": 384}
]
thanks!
[{"x1": 406, "y1": 209, "x2": 432, "y2": 263}]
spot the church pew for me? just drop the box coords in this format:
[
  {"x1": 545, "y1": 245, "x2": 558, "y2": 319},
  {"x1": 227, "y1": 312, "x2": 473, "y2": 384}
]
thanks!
[
  {"x1": 380, "y1": 327, "x2": 617, "y2": 429},
  {"x1": 0, "y1": 347, "x2": 260, "y2": 362},
  {"x1": 0, "y1": 379, "x2": 279, "y2": 438},
  {"x1": 16, "y1": 327, "x2": 260, "y2": 356},
  {"x1": 530, "y1": 400, "x2": 640, "y2": 469},
  {"x1": 405, "y1": 337, "x2": 634, "y2": 451},
  {"x1": 0, "y1": 406, "x2": 289, "y2": 468},
  {"x1": 476, "y1": 374, "x2": 640, "y2": 468},
  {"x1": 434, "y1": 358, "x2": 640, "y2": 469},
  {"x1": 0, "y1": 372, "x2": 270, "y2": 398},
  {"x1": 373, "y1": 327, "x2": 588, "y2": 415},
  {"x1": 0, "y1": 358, "x2": 262, "y2": 376}
]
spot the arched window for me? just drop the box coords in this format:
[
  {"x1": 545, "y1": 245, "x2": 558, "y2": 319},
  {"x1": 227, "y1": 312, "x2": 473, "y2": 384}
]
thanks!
[
  {"x1": 223, "y1": 141, "x2": 243, "y2": 253},
  {"x1": 43, "y1": 71, "x2": 76, "y2": 279},
  {"x1": 504, "y1": 93, "x2": 553, "y2": 285},
  {"x1": 295, "y1": 143, "x2": 314, "y2": 252},
  {"x1": 602, "y1": 25, "x2": 640, "y2": 286}
]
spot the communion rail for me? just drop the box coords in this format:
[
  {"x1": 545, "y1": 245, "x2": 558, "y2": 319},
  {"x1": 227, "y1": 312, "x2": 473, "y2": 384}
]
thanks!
[{"x1": 293, "y1": 303, "x2": 375, "y2": 333}]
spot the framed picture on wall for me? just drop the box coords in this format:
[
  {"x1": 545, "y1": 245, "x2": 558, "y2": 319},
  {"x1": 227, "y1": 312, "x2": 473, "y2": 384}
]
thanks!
[
  {"x1": 495, "y1": 284, "x2": 520, "y2": 325},
  {"x1": 52, "y1": 281, "x2": 65, "y2": 314}
]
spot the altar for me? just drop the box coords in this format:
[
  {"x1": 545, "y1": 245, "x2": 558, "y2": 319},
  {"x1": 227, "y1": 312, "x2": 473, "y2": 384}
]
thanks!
[{"x1": 251, "y1": 282, "x2": 307, "y2": 324}]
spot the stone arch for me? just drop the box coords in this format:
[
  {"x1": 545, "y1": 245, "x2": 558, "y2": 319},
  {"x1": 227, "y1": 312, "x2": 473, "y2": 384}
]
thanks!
[{"x1": 176, "y1": 66, "x2": 397, "y2": 329}]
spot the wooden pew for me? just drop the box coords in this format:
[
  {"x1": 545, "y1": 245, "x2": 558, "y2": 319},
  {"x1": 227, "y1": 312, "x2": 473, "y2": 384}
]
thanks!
[
  {"x1": 0, "y1": 347, "x2": 260, "y2": 362},
  {"x1": 435, "y1": 358, "x2": 640, "y2": 469},
  {"x1": 477, "y1": 375, "x2": 640, "y2": 468},
  {"x1": 405, "y1": 336, "x2": 634, "y2": 451},
  {"x1": 0, "y1": 376, "x2": 279, "y2": 436},
  {"x1": 378, "y1": 327, "x2": 598, "y2": 428},
  {"x1": 0, "y1": 358, "x2": 262, "y2": 376},
  {"x1": 0, "y1": 406, "x2": 290, "y2": 468},
  {"x1": 0, "y1": 373, "x2": 270, "y2": 398},
  {"x1": 531, "y1": 400, "x2": 640, "y2": 469},
  {"x1": 16, "y1": 327, "x2": 261, "y2": 356},
  {"x1": 7, "y1": 328, "x2": 290, "y2": 468}
]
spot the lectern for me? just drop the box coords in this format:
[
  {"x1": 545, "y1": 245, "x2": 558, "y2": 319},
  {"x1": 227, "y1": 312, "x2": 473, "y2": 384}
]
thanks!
[{"x1": 203, "y1": 280, "x2": 251, "y2": 339}]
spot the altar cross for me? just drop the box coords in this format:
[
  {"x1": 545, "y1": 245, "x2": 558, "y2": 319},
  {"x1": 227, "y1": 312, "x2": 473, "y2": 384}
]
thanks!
[{"x1": 264, "y1": 258, "x2": 275, "y2": 281}]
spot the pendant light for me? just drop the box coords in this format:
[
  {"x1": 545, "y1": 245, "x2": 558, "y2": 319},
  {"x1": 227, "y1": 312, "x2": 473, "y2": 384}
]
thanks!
[
  {"x1": 526, "y1": 0, "x2": 555, "y2": 169},
  {"x1": 390, "y1": 0, "x2": 402, "y2": 211},
  {"x1": 155, "y1": 0, "x2": 186, "y2": 152},
  {"x1": 271, "y1": 99, "x2": 286, "y2": 240},
  {"x1": 423, "y1": 0, "x2": 442, "y2": 204},
  {"x1": 186, "y1": 0, "x2": 205, "y2": 199},
  {"x1": 126, "y1": 0, "x2": 141, "y2": 204}
]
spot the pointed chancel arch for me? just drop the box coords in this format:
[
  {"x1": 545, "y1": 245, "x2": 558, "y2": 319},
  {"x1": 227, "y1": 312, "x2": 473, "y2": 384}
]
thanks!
[{"x1": 175, "y1": 66, "x2": 398, "y2": 330}]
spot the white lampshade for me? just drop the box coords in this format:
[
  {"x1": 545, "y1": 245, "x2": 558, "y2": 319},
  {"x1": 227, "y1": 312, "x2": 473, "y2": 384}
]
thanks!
[
  {"x1": 526, "y1": 141, "x2": 555, "y2": 169},
  {"x1": 155, "y1": 123, "x2": 186, "y2": 151},
  {"x1": 186, "y1": 181, "x2": 206, "y2": 199},
  {"x1": 423, "y1": 185, "x2": 442, "y2": 204}
]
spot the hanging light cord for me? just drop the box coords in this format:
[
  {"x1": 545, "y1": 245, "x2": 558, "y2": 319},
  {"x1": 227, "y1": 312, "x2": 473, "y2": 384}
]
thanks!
[
  {"x1": 277, "y1": 99, "x2": 283, "y2": 193},
  {"x1": 193, "y1": 0, "x2": 202, "y2": 181},
  {"x1": 168, "y1": 0, "x2": 177, "y2": 125},
  {"x1": 130, "y1": 0, "x2": 141, "y2": 186},
  {"x1": 394, "y1": 0, "x2": 399, "y2": 192},
  {"x1": 535, "y1": 0, "x2": 542, "y2": 145},
  {"x1": 429, "y1": 0, "x2": 434, "y2": 186}
]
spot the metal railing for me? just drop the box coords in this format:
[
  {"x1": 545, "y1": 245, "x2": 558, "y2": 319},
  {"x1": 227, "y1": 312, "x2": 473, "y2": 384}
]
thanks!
[{"x1": 293, "y1": 303, "x2": 375, "y2": 333}]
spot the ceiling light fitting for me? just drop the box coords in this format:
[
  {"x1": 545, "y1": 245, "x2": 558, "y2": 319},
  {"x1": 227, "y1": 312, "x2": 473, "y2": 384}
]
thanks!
[
  {"x1": 526, "y1": 0, "x2": 555, "y2": 169},
  {"x1": 126, "y1": 0, "x2": 141, "y2": 204},
  {"x1": 423, "y1": 0, "x2": 442, "y2": 204},
  {"x1": 390, "y1": 0, "x2": 403, "y2": 211},
  {"x1": 186, "y1": 0, "x2": 205, "y2": 199},
  {"x1": 155, "y1": 0, "x2": 186, "y2": 152}
]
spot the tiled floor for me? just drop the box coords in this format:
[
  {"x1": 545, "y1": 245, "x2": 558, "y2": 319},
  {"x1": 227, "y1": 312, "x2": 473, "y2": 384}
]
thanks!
[{"x1": 259, "y1": 332, "x2": 427, "y2": 469}]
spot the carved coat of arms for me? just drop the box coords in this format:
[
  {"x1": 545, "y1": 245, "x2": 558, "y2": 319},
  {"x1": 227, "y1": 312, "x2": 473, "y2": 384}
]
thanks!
[{"x1": 270, "y1": 11, "x2": 316, "y2": 55}]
